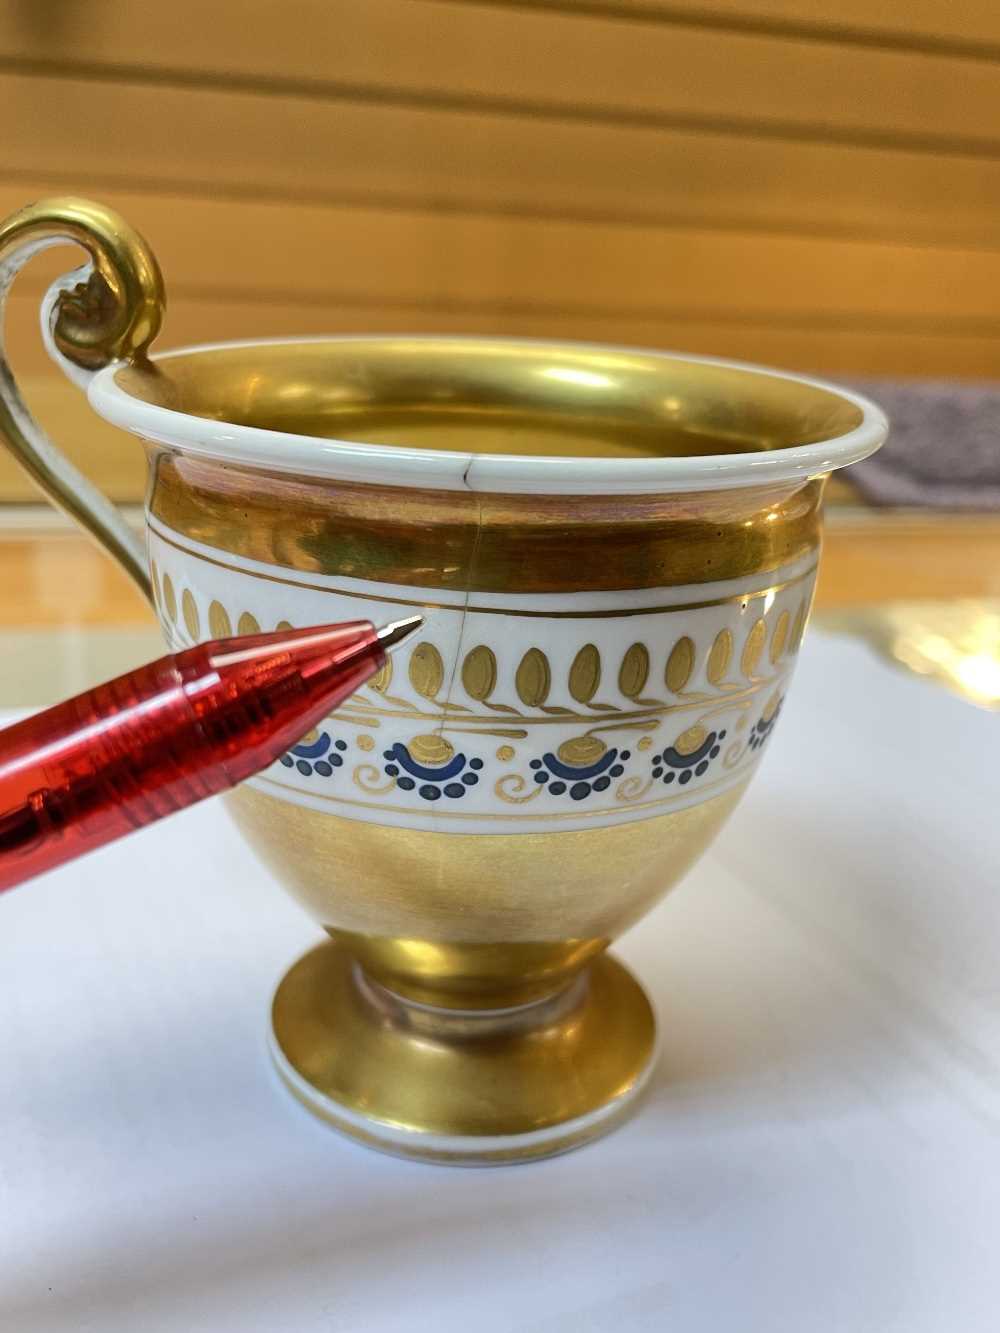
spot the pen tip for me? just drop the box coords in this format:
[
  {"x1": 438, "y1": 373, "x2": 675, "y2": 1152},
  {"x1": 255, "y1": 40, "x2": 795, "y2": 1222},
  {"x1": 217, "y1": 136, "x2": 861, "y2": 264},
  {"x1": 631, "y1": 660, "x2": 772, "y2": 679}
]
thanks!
[{"x1": 375, "y1": 614, "x2": 423, "y2": 653}]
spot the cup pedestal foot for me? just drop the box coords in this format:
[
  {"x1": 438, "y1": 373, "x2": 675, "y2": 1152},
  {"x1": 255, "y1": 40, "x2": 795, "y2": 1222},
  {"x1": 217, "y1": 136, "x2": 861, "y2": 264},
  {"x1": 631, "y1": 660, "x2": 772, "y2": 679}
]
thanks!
[{"x1": 269, "y1": 940, "x2": 657, "y2": 1165}]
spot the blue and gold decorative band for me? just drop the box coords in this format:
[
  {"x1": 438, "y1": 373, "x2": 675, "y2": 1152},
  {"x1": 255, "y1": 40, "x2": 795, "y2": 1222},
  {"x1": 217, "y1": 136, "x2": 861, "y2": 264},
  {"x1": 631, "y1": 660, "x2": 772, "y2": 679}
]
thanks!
[{"x1": 148, "y1": 515, "x2": 813, "y2": 833}]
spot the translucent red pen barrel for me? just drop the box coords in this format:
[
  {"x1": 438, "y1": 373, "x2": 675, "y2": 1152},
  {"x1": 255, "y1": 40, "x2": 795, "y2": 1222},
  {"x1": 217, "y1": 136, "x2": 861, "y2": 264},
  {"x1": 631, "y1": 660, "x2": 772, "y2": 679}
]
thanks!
[{"x1": 0, "y1": 621, "x2": 385, "y2": 894}]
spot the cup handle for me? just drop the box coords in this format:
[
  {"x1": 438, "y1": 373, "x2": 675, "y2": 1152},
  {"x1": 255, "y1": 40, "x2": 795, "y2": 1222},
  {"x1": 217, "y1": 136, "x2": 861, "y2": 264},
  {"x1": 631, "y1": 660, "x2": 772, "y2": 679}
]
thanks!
[{"x1": 0, "y1": 197, "x2": 165, "y2": 602}]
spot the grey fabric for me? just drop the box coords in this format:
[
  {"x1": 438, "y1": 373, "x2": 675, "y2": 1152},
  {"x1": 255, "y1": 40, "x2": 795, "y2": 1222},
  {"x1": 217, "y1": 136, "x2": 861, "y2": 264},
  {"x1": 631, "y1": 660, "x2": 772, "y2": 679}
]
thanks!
[{"x1": 842, "y1": 378, "x2": 1000, "y2": 510}]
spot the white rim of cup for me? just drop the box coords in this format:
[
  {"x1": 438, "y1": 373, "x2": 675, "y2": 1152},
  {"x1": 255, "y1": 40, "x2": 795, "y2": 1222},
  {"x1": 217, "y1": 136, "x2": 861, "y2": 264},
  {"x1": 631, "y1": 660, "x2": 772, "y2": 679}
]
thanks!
[{"x1": 88, "y1": 335, "x2": 888, "y2": 496}]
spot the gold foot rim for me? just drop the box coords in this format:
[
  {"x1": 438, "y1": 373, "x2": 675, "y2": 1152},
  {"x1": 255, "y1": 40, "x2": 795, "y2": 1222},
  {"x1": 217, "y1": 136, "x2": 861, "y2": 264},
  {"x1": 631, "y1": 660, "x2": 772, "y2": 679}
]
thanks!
[{"x1": 269, "y1": 941, "x2": 658, "y2": 1166}]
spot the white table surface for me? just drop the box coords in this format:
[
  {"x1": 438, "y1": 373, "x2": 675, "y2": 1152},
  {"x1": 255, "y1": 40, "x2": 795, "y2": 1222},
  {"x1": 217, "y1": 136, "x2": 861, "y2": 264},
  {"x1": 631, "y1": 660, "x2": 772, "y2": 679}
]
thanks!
[{"x1": 2, "y1": 634, "x2": 999, "y2": 1333}]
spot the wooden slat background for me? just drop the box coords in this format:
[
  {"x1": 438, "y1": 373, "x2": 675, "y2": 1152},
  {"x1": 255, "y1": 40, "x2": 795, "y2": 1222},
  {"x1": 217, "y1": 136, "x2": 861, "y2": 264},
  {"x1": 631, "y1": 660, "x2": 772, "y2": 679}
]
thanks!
[
  {"x1": 496, "y1": 2, "x2": 1000, "y2": 56},
  {"x1": 1, "y1": 0, "x2": 998, "y2": 501}
]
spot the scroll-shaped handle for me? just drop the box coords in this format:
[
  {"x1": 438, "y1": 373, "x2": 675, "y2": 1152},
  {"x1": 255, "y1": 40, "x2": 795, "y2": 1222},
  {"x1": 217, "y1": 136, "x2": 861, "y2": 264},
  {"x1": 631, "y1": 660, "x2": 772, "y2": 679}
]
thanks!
[{"x1": 0, "y1": 197, "x2": 165, "y2": 601}]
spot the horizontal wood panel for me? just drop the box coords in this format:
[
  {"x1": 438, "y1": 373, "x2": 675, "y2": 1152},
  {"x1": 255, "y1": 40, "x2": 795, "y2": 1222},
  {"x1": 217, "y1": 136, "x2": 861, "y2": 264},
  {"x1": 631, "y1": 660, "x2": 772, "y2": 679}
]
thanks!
[
  {"x1": 7, "y1": 72, "x2": 1000, "y2": 247},
  {"x1": 7, "y1": 291, "x2": 1000, "y2": 386},
  {"x1": 0, "y1": 376, "x2": 147, "y2": 503},
  {"x1": 0, "y1": 531, "x2": 152, "y2": 626},
  {"x1": 819, "y1": 516, "x2": 1000, "y2": 605},
  {"x1": 500, "y1": 0, "x2": 1000, "y2": 53},
  {"x1": 5, "y1": 182, "x2": 1000, "y2": 327},
  {"x1": 2, "y1": 0, "x2": 1000, "y2": 152}
]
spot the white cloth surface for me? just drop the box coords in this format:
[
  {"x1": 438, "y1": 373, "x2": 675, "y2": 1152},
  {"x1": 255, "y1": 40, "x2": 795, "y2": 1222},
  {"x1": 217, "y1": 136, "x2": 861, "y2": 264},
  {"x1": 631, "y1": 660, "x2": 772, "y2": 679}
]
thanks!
[{"x1": 2, "y1": 633, "x2": 998, "y2": 1333}]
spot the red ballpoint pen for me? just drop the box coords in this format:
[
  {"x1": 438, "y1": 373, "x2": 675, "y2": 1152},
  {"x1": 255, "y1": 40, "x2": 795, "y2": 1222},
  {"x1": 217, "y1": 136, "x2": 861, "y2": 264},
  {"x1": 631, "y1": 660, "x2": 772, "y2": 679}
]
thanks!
[{"x1": 0, "y1": 615, "x2": 421, "y2": 894}]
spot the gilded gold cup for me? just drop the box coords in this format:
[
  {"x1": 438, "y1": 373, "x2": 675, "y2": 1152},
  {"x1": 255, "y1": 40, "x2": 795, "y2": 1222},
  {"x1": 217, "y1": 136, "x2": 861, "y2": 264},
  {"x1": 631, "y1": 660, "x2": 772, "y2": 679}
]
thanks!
[{"x1": 0, "y1": 199, "x2": 887, "y2": 1162}]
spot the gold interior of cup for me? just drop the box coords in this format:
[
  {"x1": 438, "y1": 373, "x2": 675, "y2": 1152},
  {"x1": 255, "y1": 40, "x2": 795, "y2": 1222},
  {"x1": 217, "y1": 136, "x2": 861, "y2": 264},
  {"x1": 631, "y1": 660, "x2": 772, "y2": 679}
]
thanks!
[{"x1": 116, "y1": 338, "x2": 863, "y2": 458}]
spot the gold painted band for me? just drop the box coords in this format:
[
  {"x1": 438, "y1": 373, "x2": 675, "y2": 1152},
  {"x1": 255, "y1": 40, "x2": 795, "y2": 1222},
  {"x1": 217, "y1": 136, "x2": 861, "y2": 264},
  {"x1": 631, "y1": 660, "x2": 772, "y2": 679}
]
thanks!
[
  {"x1": 148, "y1": 520, "x2": 818, "y2": 620},
  {"x1": 148, "y1": 454, "x2": 824, "y2": 594}
]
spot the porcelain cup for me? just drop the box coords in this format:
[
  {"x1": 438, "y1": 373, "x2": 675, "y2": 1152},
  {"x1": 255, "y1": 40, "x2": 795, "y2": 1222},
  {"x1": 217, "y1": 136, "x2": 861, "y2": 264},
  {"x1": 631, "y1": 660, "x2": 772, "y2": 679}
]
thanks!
[{"x1": 0, "y1": 198, "x2": 887, "y2": 1162}]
